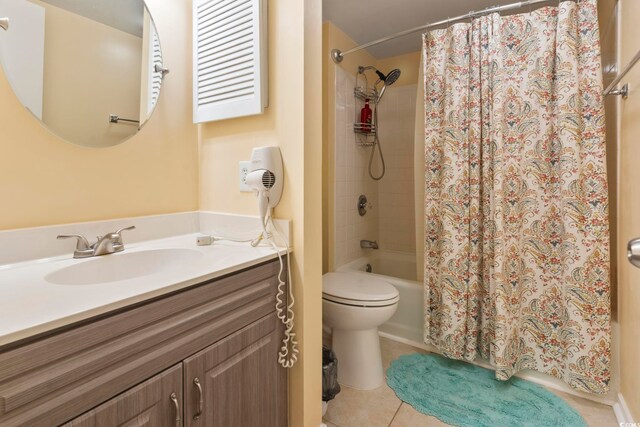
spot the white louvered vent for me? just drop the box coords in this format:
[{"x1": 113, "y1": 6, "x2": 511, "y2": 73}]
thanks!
[
  {"x1": 149, "y1": 29, "x2": 163, "y2": 111},
  {"x1": 193, "y1": 0, "x2": 268, "y2": 123}
]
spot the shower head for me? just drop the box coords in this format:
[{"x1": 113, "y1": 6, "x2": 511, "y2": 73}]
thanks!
[
  {"x1": 383, "y1": 69, "x2": 401, "y2": 85},
  {"x1": 358, "y1": 65, "x2": 402, "y2": 102},
  {"x1": 358, "y1": 66, "x2": 401, "y2": 85},
  {"x1": 375, "y1": 68, "x2": 401, "y2": 86},
  {"x1": 375, "y1": 69, "x2": 401, "y2": 102}
]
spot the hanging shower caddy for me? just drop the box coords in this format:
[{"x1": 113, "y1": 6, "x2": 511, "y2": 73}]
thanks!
[{"x1": 353, "y1": 71, "x2": 377, "y2": 147}]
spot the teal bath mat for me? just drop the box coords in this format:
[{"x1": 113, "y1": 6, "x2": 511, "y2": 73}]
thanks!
[{"x1": 387, "y1": 353, "x2": 587, "y2": 427}]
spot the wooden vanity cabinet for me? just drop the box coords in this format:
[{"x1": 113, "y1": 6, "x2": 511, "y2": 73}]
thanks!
[
  {"x1": 63, "y1": 364, "x2": 183, "y2": 427},
  {"x1": 0, "y1": 259, "x2": 287, "y2": 427},
  {"x1": 183, "y1": 313, "x2": 285, "y2": 427}
]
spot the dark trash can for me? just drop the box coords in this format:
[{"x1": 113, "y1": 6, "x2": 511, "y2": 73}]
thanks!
[{"x1": 322, "y1": 346, "x2": 341, "y2": 402}]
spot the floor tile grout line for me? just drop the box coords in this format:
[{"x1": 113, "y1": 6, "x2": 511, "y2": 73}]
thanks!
[
  {"x1": 323, "y1": 416, "x2": 340, "y2": 427},
  {"x1": 388, "y1": 402, "x2": 404, "y2": 427}
]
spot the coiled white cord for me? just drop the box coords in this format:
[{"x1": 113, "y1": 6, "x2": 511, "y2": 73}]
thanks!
[
  {"x1": 259, "y1": 208, "x2": 298, "y2": 368},
  {"x1": 203, "y1": 210, "x2": 298, "y2": 368}
]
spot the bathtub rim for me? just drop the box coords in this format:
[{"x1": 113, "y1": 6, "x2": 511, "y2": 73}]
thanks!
[{"x1": 336, "y1": 249, "x2": 420, "y2": 285}]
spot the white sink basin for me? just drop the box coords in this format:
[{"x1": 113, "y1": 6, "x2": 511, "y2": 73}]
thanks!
[{"x1": 45, "y1": 248, "x2": 203, "y2": 286}]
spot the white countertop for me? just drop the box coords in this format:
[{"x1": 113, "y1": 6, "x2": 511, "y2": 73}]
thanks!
[{"x1": 0, "y1": 233, "x2": 286, "y2": 347}]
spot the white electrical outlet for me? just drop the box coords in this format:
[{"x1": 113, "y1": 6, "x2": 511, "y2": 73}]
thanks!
[{"x1": 239, "y1": 161, "x2": 252, "y2": 192}]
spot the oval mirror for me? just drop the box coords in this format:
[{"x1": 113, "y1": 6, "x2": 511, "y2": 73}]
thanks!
[{"x1": 0, "y1": 0, "x2": 164, "y2": 147}]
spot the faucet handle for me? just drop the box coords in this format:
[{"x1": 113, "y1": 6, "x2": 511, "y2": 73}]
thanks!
[
  {"x1": 115, "y1": 225, "x2": 136, "y2": 234},
  {"x1": 57, "y1": 234, "x2": 90, "y2": 251},
  {"x1": 112, "y1": 226, "x2": 136, "y2": 245}
]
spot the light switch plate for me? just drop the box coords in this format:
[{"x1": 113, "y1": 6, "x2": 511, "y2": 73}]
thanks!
[{"x1": 239, "y1": 161, "x2": 252, "y2": 192}]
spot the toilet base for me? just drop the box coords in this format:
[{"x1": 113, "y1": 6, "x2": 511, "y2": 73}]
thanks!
[{"x1": 332, "y1": 328, "x2": 384, "y2": 390}]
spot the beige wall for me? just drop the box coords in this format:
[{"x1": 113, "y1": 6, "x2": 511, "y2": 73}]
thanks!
[
  {"x1": 377, "y1": 51, "x2": 421, "y2": 87},
  {"x1": 36, "y1": 1, "x2": 142, "y2": 148},
  {"x1": 0, "y1": 0, "x2": 199, "y2": 230},
  {"x1": 199, "y1": 0, "x2": 322, "y2": 425},
  {"x1": 618, "y1": 0, "x2": 640, "y2": 421}
]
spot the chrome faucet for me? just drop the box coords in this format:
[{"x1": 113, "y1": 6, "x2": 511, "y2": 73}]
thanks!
[
  {"x1": 57, "y1": 226, "x2": 136, "y2": 258},
  {"x1": 360, "y1": 239, "x2": 379, "y2": 250}
]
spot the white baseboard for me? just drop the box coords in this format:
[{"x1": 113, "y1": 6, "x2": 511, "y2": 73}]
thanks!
[{"x1": 614, "y1": 393, "x2": 636, "y2": 424}]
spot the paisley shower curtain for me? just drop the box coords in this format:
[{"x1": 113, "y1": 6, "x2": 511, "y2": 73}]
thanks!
[{"x1": 422, "y1": 0, "x2": 611, "y2": 393}]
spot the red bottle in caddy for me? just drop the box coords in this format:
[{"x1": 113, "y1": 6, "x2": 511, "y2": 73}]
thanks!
[{"x1": 360, "y1": 99, "x2": 372, "y2": 132}]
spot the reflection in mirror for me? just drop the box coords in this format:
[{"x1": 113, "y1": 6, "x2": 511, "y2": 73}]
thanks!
[{"x1": 0, "y1": 0, "x2": 164, "y2": 147}]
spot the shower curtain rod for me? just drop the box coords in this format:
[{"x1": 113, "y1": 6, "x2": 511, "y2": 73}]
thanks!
[{"x1": 331, "y1": 0, "x2": 574, "y2": 64}]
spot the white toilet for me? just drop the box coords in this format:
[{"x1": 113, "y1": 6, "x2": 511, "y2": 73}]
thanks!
[{"x1": 322, "y1": 272, "x2": 399, "y2": 390}]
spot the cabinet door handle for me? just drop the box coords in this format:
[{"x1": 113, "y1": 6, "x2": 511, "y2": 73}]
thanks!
[
  {"x1": 169, "y1": 393, "x2": 180, "y2": 427},
  {"x1": 193, "y1": 377, "x2": 203, "y2": 420}
]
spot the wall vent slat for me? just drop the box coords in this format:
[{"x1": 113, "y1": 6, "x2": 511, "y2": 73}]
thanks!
[{"x1": 193, "y1": 0, "x2": 267, "y2": 123}]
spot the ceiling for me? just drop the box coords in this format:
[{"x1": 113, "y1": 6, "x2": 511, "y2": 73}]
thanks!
[
  {"x1": 323, "y1": 0, "x2": 530, "y2": 58},
  {"x1": 39, "y1": 0, "x2": 145, "y2": 37}
]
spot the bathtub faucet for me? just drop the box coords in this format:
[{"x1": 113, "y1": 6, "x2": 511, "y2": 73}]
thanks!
[{"x1": 360, "y1": 240, "x2": 379, "y2": 250}]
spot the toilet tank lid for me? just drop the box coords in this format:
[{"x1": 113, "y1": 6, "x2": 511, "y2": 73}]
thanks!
[{"x1": 322, "y1": 272, "x2": 399, "y2": 302}]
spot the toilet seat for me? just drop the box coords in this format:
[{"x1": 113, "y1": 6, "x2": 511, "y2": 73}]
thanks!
[
  {"x1": 322, "y1": 293, "x2": 399, "y2": 307},
  {"x1": 322, "y1": 272, "x2": 399, "y2": 307}
]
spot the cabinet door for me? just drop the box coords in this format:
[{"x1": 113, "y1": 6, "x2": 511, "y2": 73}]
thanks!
[
  {"x1": 183, "y1": 313, "x2": 287, "y2": 427},
  {"x1": 63, "y1": 364, "x2": 183, "y2": 427}
]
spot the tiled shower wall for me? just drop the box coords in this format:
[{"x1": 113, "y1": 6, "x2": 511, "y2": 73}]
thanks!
[
  {"x1": 376, "y1": 85, "x2": 417, "y2": 253},
  {"x1": 334, "y1": 66, "x2": 379, "y2": 268},
  {"x1": 333, "y1": 66, "x2": 417, "y2": 268}
]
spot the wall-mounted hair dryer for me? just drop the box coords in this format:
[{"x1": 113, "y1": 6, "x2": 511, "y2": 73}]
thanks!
[
  {"x1": 245, "y1": 146, "x2": 284, "y2": 223},
  {"x1": 197, "y1": 145, "x2": 296, "y2": 368},
  {"x1": 246, "y1": 146, "x2": 298, "y2": 369}
]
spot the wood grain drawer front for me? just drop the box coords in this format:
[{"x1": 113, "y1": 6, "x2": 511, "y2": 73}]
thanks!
[
  {"x1": 63, "y1": 364, "x2": 183, "y2": 427},
  {"x1": 0, "y1": 260, "x2": 281, "y2": 427},
  {"x1": 183, "y1": 312, "x2": 287, "y2": 427}
]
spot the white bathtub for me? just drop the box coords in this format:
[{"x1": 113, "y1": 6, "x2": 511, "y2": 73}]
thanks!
[
  {"x1": 336, "y1": 251, "x2": 618, "y2": 406},
  {"x1": 337, "y1": 251, "x2": 424, "y2": 344},
  {"x1": 338, "y1": 250, "x2": 619, "y2": 405}
]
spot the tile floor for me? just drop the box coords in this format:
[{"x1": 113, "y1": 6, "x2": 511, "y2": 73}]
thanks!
[{"x1": 322, "y1": 337, "x2": 619, "y2": 427}]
